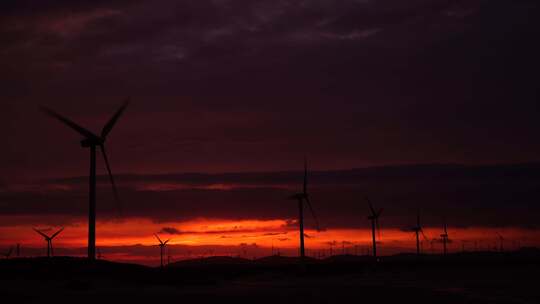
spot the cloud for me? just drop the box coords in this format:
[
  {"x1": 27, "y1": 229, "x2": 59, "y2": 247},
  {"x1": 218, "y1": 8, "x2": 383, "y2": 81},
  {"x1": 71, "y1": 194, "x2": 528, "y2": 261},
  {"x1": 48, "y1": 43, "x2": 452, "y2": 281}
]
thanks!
[
  {"x1": 263, "y1": 232, "x2": 287, "y2": 236},
  {"x1": 1, "y1": 1, "x2": 540, "y2": 233},
  {"x1": 1, "y1": 0, "x2": 539, "y2": 185},
  {"x1": 159, "y1": 227, "x2": 182, "y2": 235},
  {"x1": 1, "y1": 164, "x2": 540, "y2": 229}
]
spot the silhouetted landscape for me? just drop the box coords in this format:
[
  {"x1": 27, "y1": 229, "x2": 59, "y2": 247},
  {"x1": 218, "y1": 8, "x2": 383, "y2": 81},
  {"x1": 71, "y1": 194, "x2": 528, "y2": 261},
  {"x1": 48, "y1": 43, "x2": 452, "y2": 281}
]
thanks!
[{"x1": 2, "y1": 249, "x2": 540, "y2": 303}]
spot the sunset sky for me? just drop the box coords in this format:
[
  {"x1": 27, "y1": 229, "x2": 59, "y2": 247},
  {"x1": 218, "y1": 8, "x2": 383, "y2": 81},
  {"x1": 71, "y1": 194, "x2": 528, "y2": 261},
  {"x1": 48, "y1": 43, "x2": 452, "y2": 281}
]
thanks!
[{"x1": 1, "y1": 0, "x2": 540, "y2": 265}]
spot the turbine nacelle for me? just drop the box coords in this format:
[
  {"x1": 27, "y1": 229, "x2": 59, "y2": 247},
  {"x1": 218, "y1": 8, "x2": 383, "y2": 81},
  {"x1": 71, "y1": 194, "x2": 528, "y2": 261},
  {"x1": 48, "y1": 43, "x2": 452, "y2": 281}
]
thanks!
[{"x1": 81, "y1": 137, "x2": 105, "y2": 147}]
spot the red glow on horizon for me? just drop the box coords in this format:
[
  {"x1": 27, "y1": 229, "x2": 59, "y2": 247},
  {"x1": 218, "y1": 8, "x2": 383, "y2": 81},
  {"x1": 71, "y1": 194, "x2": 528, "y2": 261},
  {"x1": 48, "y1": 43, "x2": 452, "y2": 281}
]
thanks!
[{"x1": 1, "y1": 217, "x2": 539, "y2": 265}]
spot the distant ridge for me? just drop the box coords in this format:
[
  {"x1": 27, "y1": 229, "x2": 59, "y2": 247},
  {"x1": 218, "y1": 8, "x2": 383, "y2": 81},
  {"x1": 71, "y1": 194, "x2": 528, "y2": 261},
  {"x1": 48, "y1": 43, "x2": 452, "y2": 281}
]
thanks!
[{"x1": 51, "y1": 162, "x2": 540, "y2": 184}]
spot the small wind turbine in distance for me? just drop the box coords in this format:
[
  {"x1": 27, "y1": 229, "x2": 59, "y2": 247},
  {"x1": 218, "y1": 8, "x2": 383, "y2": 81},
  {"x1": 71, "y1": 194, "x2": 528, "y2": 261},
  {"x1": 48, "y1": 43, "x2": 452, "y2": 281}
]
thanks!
[
  {"x1": 366, "y1": 197, "x2": 383, "y2": 259},
  {"x1": 2, "y1": 247, "x2": 13, "y2": 259},
  {"x1": 288, "y1": 158, "x2": 321, "y2": 260},
  {"x1": 154, "y1": 234, "x2": 170, "y2": 268},
  {"x1": 40, "y1": 99, "x2": 129, "y2": 260},
  {"x1": 496, "y1": 233, "x2": 504, "y2": 252},
  {"x1": 33, "y1": 227, "x2": 64, "y2": 258},
  {"x1": 440, "y1": 218, "x2": 449, "y2": 255}
]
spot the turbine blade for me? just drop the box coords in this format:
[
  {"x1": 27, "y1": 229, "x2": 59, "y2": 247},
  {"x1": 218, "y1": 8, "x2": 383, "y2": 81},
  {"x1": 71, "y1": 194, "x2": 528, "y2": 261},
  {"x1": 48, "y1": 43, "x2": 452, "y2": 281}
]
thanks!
[
  {"x1": 305, "y1": 197, "x2": 321, "y2": 231},
  {"x1": 40, "y1": 107, "x2": 98, "y2": 139},
  {"x1": 377, "y1": 208, "x2": 384, "y2": 217},
  {"x1": 164, "y1": 239, "x2": 170, "y2": 245},
  {"x1": 154, "y1": 234, "x2": 163, "y2": 244},
  {"x1": 51, "y1": 227, "x2": 64, "y2": 239},
  {"x1": 100, "y1": 145, "x2": 121, "y2": 215},
  {"x1": 101, "y1": 98, "x2": 130, "y2": 139},
  {"x1": 33, "y1": 228, "x2": 49, "y2": 239},
  {"x1": 421, "y1": 229, "x2": 429, "y2": 241}
]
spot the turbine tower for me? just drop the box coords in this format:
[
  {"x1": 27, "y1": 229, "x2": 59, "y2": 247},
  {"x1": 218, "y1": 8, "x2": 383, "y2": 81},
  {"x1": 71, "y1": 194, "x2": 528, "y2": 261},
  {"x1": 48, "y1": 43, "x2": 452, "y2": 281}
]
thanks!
[
  {"x1": 288, "y1": 158, "x2": 320, "y2": 259},
  {"x1": 440, "y1": 219, "x2": 449, "y2": 255},
  {"x1": 40, "y1": 100, "x2": 129, "y2": 260},
  {"x1": 33, "y1": 227, "x2": 64, "y2": 257},
  {"x1": 411, "y1": 210, "x2": 428, "y2": 255},
  {"x1": 366, "y1": 197, "x2": 383, "y2": 258},
  {"x1": 154, "y1": 234, "x2": 170, "y2": 268}
]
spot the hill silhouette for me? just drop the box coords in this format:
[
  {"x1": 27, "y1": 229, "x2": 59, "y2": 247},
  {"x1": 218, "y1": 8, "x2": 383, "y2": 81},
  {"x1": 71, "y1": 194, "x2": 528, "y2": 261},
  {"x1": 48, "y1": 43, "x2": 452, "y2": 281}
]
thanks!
[{"x1": 1, "y1": 250, "x2": 539, "y2": 303}]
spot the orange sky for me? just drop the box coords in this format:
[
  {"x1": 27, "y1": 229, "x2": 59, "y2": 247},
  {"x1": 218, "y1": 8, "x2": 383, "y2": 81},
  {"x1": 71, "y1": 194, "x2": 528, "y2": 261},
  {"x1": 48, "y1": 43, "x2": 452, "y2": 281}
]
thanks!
[{"x1": 1, "y1": 217, "x2": 539, "y2": 265}]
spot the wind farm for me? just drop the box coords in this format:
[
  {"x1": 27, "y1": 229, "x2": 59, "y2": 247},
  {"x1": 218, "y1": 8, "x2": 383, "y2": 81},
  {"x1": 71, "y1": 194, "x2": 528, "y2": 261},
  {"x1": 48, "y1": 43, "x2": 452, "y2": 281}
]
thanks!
[{"x1": 1, "y1": 0, "x2": 540, "y2": 303}]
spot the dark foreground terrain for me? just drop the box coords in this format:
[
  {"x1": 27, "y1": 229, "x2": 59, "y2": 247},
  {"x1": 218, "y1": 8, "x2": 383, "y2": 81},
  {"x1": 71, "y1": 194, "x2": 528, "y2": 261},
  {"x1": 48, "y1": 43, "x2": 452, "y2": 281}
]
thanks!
[{"x1": 1, "y1": 249, "x2": 539, "y2": 304}]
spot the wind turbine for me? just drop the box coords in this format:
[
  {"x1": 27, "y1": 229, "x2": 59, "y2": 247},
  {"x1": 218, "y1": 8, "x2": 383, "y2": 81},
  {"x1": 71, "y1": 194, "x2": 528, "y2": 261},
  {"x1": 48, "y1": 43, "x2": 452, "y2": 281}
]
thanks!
[
  {"x1": 366, "y1": 197, "x2": 383, "y2": 258},
  {"x1": 440, "y1": 219, "x2": 449, "y2": 255},
  {"x1": 288, "y1": 158, "x2": 320, "y2": 259},
  {"x1": 40, "y1": 99, "x2": 129, "y2": 260},
  {"x1": 154, "y1": 234, "x2": 170, "y2": 268},
  {"x1": 496, "y1": 233, "x2": 504, "y2": 252},
  {"x1": 33, "y1": 227, "x2": 64, "y2": 257},
  {"x1": 410, "y1": 210, "x2": 429, "y2": 255},
  {"x1": 2, "y1": 247, "x2": 13, "y2": 259}
]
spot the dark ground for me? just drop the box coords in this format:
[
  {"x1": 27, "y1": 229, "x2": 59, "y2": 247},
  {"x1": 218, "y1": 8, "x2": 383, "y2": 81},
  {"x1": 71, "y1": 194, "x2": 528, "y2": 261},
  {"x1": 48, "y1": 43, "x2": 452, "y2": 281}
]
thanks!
[{"x1": 1, "y1": 249, "x2": 539, "y2": 304}]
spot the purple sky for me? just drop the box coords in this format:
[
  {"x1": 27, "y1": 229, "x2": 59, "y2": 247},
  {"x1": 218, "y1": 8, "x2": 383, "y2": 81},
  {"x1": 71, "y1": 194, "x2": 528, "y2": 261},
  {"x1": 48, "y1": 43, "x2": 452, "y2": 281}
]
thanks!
[{"x1": 1, "y1": 0, "x2": 540, "y2": 230}]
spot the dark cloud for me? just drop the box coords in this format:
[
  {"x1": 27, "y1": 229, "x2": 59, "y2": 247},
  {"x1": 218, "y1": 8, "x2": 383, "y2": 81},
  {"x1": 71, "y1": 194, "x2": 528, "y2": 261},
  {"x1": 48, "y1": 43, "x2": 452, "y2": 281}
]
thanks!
[
  {"x1": 263, "y1": 232, "x2": 288, "y2": 236},
  {"x1": 1, "y1": 0, "x2": 540, "y2": 238},
  {"x1": 159, "y1": 227, "x2": 182, "y2": 235},
  {"x1": 1, "y1": 164, "x2": 540, "y2": 229},
  {"x1": 1, "y1": 0, "x2": 540, "y2": 181}
]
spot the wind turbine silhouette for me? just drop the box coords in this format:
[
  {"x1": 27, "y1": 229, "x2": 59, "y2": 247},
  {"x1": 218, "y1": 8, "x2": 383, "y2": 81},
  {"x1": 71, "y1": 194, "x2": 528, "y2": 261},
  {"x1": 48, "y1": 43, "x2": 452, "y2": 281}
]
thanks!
[
  {"x1": 288, "y1": 158, "x2": 320, "y2": 259},
  {"x1": 440, "y1": 219, "x2": 449, "y2": 255},
  {"x1": 154, "y1": 234, "x2": 170, "y2": 268},
  {"x1": 33, "y1": 227, "x2": 64, "y2": 257},
  {"x1": 366, "y1": 197, "x2": 383, "y2": 258},
  {"x1": 410, "y1": 210, "x2": 429, "y2": 255},
  {"x1": 40, "y1": 100, "x2": 129, "y2": 260}
]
